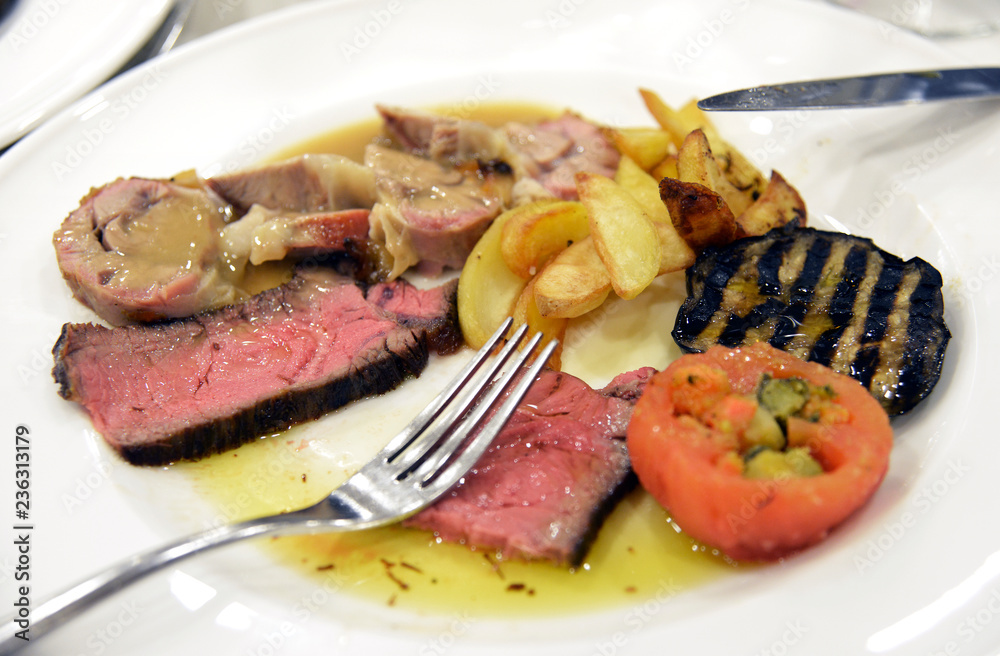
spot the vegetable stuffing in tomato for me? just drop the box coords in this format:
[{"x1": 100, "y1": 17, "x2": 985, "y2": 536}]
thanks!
[{"x1": 626, "y1": 342, "x2": 892, "y2": 561}]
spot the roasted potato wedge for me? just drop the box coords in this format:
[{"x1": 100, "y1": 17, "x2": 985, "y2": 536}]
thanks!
[
  {"x1": 653, "y1": 218, "x2": 697, "y2": 274},
  {"x1": 576, "y1": 172, "x2": 661, "y2": 300},
  {"x1": 615, "y1": 156, "x2": 696, "y2": 273},
  {"x1": 614, "y1": 155, "x2": 671, "y2": 224},
  {"x1": 457, "y1": 206, "x2": 530, "y2": 348},
  {"x1": 512, "y1": 276, "x2": 566, "y2": 369},
  {"x1": 500, "y1": 199, "x2": 589, "y2": 279},
  {"x1": 715, "y1": 141, "x2": 767, "y2": 201},
  {"x1": 651, "y1": 154, "x2": 678, "y2": 181},
  {"x1": 639, "y1": 87, "x2": 691, "y2": 147},
  {"x1": 655, "y1": 93, "x2": 768, "y2": 200},
  {"x1": 677, "y1": 129, "x2": 753, "y2": 217},
  {"x1": 659, "y1": 176, "x2": 738, "y2": 251},
  {"x1": 677, "y1": 98, "x2": 712, "y2": 134},
  {"x1": 533, "y1": 237, "x2": 612, "y2": 318},
  {"x1": 736, "y1": 171, "x2": 807, "y2": 237},
  {"x1": 605, "y1": 126, "x2": 675, "y2": 172},
  {"x1": 677, "y1": 98, "x2": 732, "y2": 158}
]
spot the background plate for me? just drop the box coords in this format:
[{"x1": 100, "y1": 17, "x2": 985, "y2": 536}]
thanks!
[
  {"x1": 2, "y1": 0, "x2": 999, "y2": 654},
  {"x1": 0, "y1": 0, "x2": 173, "y2": 148}
]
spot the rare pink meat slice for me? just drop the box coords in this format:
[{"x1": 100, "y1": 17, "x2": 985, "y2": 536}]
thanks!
[
  {"x1": 405, "y1": 367, "x2": 656, "y2": 566},
  {"x1": 365, "y1": 279, "x2": 461, "y2": 354},
  {"x1": 52, "y1": 268, "x2": 460, "y2": 465}
]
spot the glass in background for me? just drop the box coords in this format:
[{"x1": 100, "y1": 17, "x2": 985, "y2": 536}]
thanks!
[{"x1": 828, "y1": 0, "x2": 1000, "y2": 37}]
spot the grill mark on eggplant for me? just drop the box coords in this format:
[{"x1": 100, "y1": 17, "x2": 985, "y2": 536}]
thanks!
[
  {"x1": 719, "y1": 297, "x2": 783, "y2": 348},
  {"x1": 742, "y1": 234, "x2": 802, "y2": 347},
  {"x1": 769, "y1": 233, "x2": 831, "y2": 351},
  {"x1": 672, "y1": 226, "x2": 950, "y2": 416},
  {"x1": 808, "y1": 245, "x2": 869, "y2": 365},
  {"x1": 706, "y1": 239, "x2": 779, "y2": 348},
  {"x1": 673, "y1": 245, "x2": 744, "y2": 342},
  {"x1": 828, "y1": 253, "x2": 883, "y2": 375},
  {"x1": 756, "y1": 238, "x2": 788, "y2": 296},
  {"x1": 861, "y1": 257, "x2": 905, "y2": 343},
  {"x1": 896, "y1": 261, "x2": 949, "y2": 408},
  {"x1": 850, "y1": 345, "x2": 881, "y2": 389},
  {"x1": 870, "y1": 267, "x2": 920, "y2": 405},
  {"x1": 783, "y1": 238, "x2": 850, "y2": 357},
  {"x1": 844, "y1": 256, "x2": 906, "y2": 391}
]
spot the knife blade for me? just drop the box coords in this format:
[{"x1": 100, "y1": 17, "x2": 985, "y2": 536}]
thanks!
[{"x1": 697, "y1": 67, "x2": 1000, "y2": 111}]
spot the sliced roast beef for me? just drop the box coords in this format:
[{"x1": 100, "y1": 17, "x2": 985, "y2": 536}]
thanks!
[
  {"x1": 365, "y1": 144, "x2": 513, "y2": 277},
  {"x1": 601, "y1": 366, "x2": 658, "y2": 402},
  {"x1": 405, "y1": 367, "x2": 655, "y2": 567},
  {"x1": 365, "y1": 279, "x2": 461, "y2": 355},
  {"x1": 52, "y1": 268, "x2": 459, "y2": 465},
  {"x1": 205, "y1": 154, "x2": 376, "y2": 216}
]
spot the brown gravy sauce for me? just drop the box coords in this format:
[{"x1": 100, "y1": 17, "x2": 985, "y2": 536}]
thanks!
[{"x1": 178, "y1": 102, "x2": 740, "y2": 619}]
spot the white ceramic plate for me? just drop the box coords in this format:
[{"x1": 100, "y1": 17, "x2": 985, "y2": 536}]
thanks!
[
  {"x1": 0, "y1": 0, "x2": 173, "y2": 148},
  {"x1": 2, "y1": 0, "x2": 1000, "y2": 654}
]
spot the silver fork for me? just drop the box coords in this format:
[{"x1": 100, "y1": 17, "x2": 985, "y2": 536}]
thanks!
[{"x1": 0, "y1": 318, "x2": 556, "y2": 651}]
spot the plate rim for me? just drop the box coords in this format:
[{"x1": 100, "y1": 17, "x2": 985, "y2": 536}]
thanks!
[{"x1": 1, "y1": 1, "x2": 996, "y2": 654}]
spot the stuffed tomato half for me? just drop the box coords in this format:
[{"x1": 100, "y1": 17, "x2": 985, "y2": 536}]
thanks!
[{"x1": 626, "y1": 342, "x2": 893, "y2": 561}]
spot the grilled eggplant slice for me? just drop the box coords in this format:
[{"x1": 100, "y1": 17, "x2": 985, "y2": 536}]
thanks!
[{"x1": 672, "y1": 226, "x2": 950, "y2": 416}]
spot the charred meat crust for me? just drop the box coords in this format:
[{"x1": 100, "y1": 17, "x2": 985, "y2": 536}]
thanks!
[
  {"x1": 557, "y1": 367, "x2": 652, "y2": 565},
  {"x1": 51, "y1": 324, "x2": 77, "y2": 402},
  {"x1": 365, "y1": 278, "x2": 462, "y2": 355},
  {"x1": 672, "y1": 226, "x2": 950, "y2": 416},
  {"x1": 52, "y1": 268, "x2": 459, "y2": 465},
  {"x1": 565, "y1": 470, "x2": 638, "y2": 568},
  {"x1": 115, "y1": 332, "x2": 424, "y2": 466}
]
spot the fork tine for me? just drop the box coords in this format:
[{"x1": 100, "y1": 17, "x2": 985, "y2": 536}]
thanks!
[
  {"x1": 386, "y1": 321, "x2": 534, "y2": 477},
  {"x1": 375, "y1": 317, "x2": 514, "y2": 463},
  {"x1": 417, "y1": 335, "x2": 559, "y2": 495},
  {"x1": 408, "y1": 329, "x2": 542, "y2": 480}
]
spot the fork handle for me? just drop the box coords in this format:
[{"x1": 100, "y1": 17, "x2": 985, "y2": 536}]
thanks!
[{"x1": 0, "y1": 515, "x2": 286, "y2": 652}]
